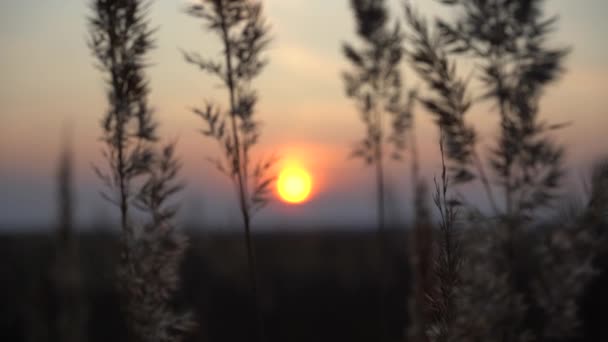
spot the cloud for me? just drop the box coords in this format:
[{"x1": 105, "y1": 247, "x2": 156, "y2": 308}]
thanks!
[{"x1": 271, "y1": 44, "x2": 340, "y2": 81}]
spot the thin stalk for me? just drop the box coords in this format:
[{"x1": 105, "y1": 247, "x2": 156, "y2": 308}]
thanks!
[
  {"x1": 375, "y1": 121, "x2": 386, "y2": 231},
  {"x1": 217, "y1": 4, "x2": 247, "y2": 221},
  {"x1": 373, "y1": 106, "x2": 389, "y2": 341},
  {"x1": 410, "y1": 119, "x2": 420, "y2": 188},
  {"x1": 409, "y1": 117, "x2": 433, "y2": 342},
  {"x1": 118, "y1": 129, "x2": 128, "y2": 233},
  {"x1": 492, "y1": 55, "x2": 519, "y2": 342},
  {"x1": 493, "y1": 54, "x2": 513, "y2": 218},
  {"x1": 107, "y1": 15, "x2": 129, "y2": 235},
  {"x1": 434, "y1": 129, "x2": 458, "y2": 341},
  {"x1": 217, "y1": 3, "x2": 265, "y2": 341},
  {"x1": 109, "y1": 25, "x2": 132, "y2": 277},
  {"x1": 376, "y1": 163, "x2": 385, "y2": 231}
]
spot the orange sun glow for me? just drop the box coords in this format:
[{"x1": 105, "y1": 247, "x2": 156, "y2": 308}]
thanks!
[{"x1": 277, "y1": 166, "x2": 312, "y2": 204}]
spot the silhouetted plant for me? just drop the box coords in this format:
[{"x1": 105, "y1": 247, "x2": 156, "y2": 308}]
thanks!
[
  {"x1": 433, "y1": 3, "x2": 569, "y2": 339},
  {"x1": 453, "y1": 224, "x2": 532, "y2": 342},
  {"x1": 135, "y1": 143, "x2": 184, "y2": 225},
  {"x1": 183, "y1": 1, "x2": 274, "y2": 340},
  {"x1": 408, "y1": 185, "x2": 433, "y2": 342},
  {"x1": 407, "y1": 88, "x2": 435, "y2": 342},
  {"x1": 403, "y1": 1, "x2": 599, "y2": 341},
  {"x1": 435, "y1": 0, "x2": 569, "y2": 220},
  {"x1": 532, "y1": 157, "x2": 608, "y2": 339},
  {"x1": 123, "y1": 143, "x2": 196, "y2": 342},
  {"x1": 57, "y1": 133, "x2": 76, "y2": 242},
  {"x1": 88, "y1": 0, "x2": 158, "y2": 232},
  {"x1": 403, "y1": 2, "x2": 499, "y2": 215},
  {"x1": 426, "y1": 131, "x2": 462, "y2": 342},
  {"x1": 50, "y1": 133, "x2": 87, "y2": 342},
  {"x1": 586, "y1": 158, "x2": 608, "y2": 226},
  {"x1": 343, "y1": 2, "x2": 416, "y2": 339},
  {"x1": 88, "y1": 1, "x2": 193, "y2": 341},
  {"x1": 343, "y1": 0, "x2": 414, "y2": 231},
  {"x1": 532, "y1": 225, "x2": 596, "y2": 339}
]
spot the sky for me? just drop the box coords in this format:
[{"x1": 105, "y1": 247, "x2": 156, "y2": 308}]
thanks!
[{"x1": 1, "y1": 0, "x2": 607, "y2": 230}]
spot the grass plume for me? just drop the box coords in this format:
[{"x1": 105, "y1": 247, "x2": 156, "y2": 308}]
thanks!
[
  {"x1": 183, "y1": 1, "x2": 276, "y2": 340},
  {"x1": 88, "y1": 1, "x2": 194, "y2": 341}
]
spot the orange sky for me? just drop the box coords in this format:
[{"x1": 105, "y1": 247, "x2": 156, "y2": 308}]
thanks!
[{"x1": 1, "y1": 0, "x2": 607, "y2": 227}]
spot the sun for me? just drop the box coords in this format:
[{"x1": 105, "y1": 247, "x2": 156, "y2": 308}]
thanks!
[{"x1": 277, "y1": 166, "x2": 312, "y2": 204}]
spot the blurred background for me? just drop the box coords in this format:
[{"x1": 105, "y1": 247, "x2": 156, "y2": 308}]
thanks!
[{"x1": 1, "y1": 1, "x2": 607, "y2": 341}]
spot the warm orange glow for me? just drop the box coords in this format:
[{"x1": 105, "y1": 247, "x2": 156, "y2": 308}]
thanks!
[{"x1": 277, "y1": 166, "x2": 312, "y2": 204}]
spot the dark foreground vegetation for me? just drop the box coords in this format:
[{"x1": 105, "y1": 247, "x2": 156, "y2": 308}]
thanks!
[{"x1": 1, "y1": 228, "x2": 607, "y2": 342}]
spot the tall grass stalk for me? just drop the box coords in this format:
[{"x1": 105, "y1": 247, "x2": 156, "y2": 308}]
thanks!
[
  {"x1": 50, "y1": 132, "x2": 86, "y2": 342},
  {"x1": 343, "y1": 0, "x2": 413, "y2": 232},
  {"x1": 88, "y1": 0, "x2": 158, "y2": 235},
  {"x1": 407, "y1": 91, "x2": 434, "y2": 342},
  {"x1": 183, "y1": 1, "x2": 276, "y2": 340},
  {"x1": 403, "y1": 1, "x2": 498, "y2": 216},
  {"x1": 436, "y1": 1, "x2": 569, "y2": 339},
  {"x1": 403, "y1": 1, "x2": 602, "y2": 340},
  {"x1": 434, "y1": 0, "x2": 569, "y2": 220},
  {"x1": 425, "y1": 131, "x2": 461, "y2": 341},
  {"x1": 89, "y1": 1, "x2": 193, "y2": 341},
  {"x1": 342, "y1": 2, "x2": 415, "y2": 338}
]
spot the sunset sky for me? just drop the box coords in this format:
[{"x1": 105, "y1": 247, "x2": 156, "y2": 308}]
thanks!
[{"x1": 1, "y1": 0, "x2": 607, "y2": 229}]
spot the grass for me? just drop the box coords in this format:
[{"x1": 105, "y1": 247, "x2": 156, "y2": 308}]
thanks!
[{"x1": 3, "y1": 0, "x2": 606, "y2": 341}]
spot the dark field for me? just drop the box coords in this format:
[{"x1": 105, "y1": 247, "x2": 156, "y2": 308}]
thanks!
[{"x1": 1, "y1": 228, "x2": 607, "y2": 342}]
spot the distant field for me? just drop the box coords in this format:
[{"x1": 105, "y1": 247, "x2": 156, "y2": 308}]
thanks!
[{"x1": 0, "y1": 228, "x2": 606, "y2": 342}]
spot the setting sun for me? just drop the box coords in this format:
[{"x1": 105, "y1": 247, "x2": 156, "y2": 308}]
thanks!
[{"x1": 277, "y1": 166, "x2": 313, "y2": 204}]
